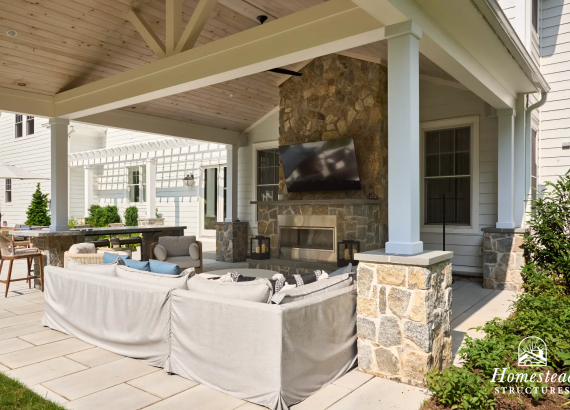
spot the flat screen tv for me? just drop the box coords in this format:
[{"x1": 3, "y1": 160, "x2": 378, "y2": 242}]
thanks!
[{"x1": 279, "y1": 138, "x2": 361, "y2": 192}]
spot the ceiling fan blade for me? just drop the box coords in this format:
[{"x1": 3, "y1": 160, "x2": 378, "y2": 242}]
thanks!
[{"x1": 267, "y1": 68, "x2": 302, "y2": 76}]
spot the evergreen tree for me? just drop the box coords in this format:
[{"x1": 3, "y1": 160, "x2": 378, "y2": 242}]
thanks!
[{"x1": 25, "y1": 183, "x2": 51, "y2": 226}]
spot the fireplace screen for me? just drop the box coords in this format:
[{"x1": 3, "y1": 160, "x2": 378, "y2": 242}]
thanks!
[{"x1": 279, "y1": 227, "x2": 335, "y2": 251}]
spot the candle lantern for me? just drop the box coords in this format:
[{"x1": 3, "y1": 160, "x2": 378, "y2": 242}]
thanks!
[
  {"x1": 250, "y1": 235, "x2": 270, "y2": 260},
  {"x1": 337, "y1": 240, "x2": 360, "y2": 267}
]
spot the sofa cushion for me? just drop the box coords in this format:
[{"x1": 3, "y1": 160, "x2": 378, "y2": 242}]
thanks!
[
  {"x1": 154, "y1": 244, "x2": 167, "y2": 261},
  {"x1": 189, "y1": 243, "x2": 200, "y2": 260},
  {"x1": 67, "y1": 257, "x2": 117, "y2": 277},
  {"x1": 158, "y1": 236, "x2": 196, "y2": 257},
  {"x1": 116, "y1": 265, "x2": 192, "y2": 289},
  {"x1": 103, "y1": 252, "x2": 129, "y2": 264},
  {"x1": 165, "y1": 256, "x2": 201, "y2": 269},
  {"x1": 187, "y1": 275, "x2": 273, "y2": 303},
  {"x1": 270, "y1": 274, "x2": 352, "y2": 305},
  {"x1": 124, "y1": 259, "x2": 151, "y2": 271},
  {"x1": 149, "y1": 259, "x2": 182, "y2": 275},
  {"x1": 68, "y1": 243, "x2": 96, "y2": 254}
]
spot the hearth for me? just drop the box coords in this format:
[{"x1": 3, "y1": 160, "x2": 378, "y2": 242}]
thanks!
[{"x1": 278, "y1": 215, "x2": 336, "y2": 263}]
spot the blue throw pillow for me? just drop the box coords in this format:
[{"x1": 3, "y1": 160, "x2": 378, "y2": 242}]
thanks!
[
  {"x1": 149, "y1": 259, "x2": 182, "y2": 275},
  {"x1": 124, "y1": 259, "x2": 151, "y2": 271},
  {"x1": 103, "y1": 252, "x2": 130, "y2": 264}
]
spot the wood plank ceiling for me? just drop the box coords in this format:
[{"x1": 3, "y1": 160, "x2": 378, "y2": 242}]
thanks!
[{"x1": 0, "y1": 0, "x2": 456, "y2": 132}]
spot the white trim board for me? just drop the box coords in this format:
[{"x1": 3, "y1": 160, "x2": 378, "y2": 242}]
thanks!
[{"x1": 420, "y1": 115, "x2": 481, "y2": 235}]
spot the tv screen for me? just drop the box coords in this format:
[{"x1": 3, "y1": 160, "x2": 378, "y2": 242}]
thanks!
[{"x1": 279, "y1": 138, "x2": 361, "y2": 192}]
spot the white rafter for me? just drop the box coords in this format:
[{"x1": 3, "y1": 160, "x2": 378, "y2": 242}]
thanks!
[{"x1": 127, "y1": 10, "x2": 167, "y2": 59}]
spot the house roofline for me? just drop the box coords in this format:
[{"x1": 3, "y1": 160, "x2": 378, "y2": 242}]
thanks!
[{"x1": 471, "y1": 0, "x2": 550, "y2": 93}]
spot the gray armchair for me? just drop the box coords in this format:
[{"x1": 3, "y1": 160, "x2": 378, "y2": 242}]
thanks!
[{"x1": 150, "y1": 236, "x2": 203, "y2": 274}]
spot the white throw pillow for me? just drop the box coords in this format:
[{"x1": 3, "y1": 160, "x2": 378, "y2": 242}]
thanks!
[
  {"x1": 154, "y1": 244, "x2": 167, "y2": 261},
  {"x1": 189, "y1": 243, "x2": 200, "y2": 260},
  {"x1": 187, "y1": 275, "x2": 273, "y2": 303},
  {"x1": 116, "y1": 266, "x2": 193, "y2": 289},
  {"x1": 67, "y1": 258, "x2": 117, "y2": 277},
  {"x1": 68, "y1": 243, "x2": 97, "y2": 254}
]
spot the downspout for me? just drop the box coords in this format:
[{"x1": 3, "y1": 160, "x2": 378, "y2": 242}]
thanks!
[{"x1": 524, "y1": 91, "x2": 548, "y2": 226}]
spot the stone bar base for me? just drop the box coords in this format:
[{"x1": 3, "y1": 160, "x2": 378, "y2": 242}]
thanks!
[
  {"x1": 482, "y1": 228, "x2": 526, "y2": 292},
  {"x1": 215, "y1": 222, "x2": 248, "y2": 262},
  {"x1": 354, "y1": 249, "x2": 453, "y2": 386},
  {"x1": 31, "y1": 234, "x2": 86, "y2": 289}
]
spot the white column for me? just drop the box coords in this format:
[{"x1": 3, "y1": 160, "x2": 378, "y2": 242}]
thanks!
[
  {"x1": 513, "y1": 95, "x2": 526, "y2": 228},
  {"x1": 497, "y1": 108, "x2": 516, "y2": 229},
  {"x1": 385, "y1": 21, "x2": 423, "y2": 255},
  {"x1": 84, "y1": 166, "x2": 93, "y2": 218},
  {"x1": 49, "y1": 118, "x2": 70, "y2": 231},
  {"x1": 146, "y1": 159, "x2": 157, "y2": 218},
  {"x1": 225, "y1": 144, "x2": 238, "y2": 222}
]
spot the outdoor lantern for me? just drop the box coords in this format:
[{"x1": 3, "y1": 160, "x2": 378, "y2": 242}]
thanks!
[
  {"x1": 182, "y1": 173, "x2": 195, "y2": 187},
  {"x1": 250, "y1": 235, "x2": 270, "y2": 260},
  {"x1": 337, "y1": 240, "x2": 360, "y2": 267}
]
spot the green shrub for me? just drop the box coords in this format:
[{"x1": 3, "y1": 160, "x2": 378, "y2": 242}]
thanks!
[
  {"x1": 124, "y1": 206, "x2": 139, "y2": 227},
  {"x1": 68, "y1": 218, "x2": 77, "y2": 229},
  {"x1": 426, "y1": 366, "x2": 496, "y2": 410},
  {"x1": 85, "y1": 205, "x2": 121, "y2": 227},
  {"x1": 25, "y1": 183, "x2": 51, "y2": 226},
  {"x1": 522, "y1": 171, "x2": 570, "y2": 291}
]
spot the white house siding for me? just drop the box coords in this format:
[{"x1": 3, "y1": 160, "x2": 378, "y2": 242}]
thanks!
[
  {"x1": 419, "y1": 80, "x2": 499, "y2": 277},
  {"x1": 498, "y1": 0, "x2": 517, "y2": 22},
  {"x1": 103, "y1": 127, "x2": 176, "y2": 148},
  {"x1": 69, "y1": 130, "x2": 104, "y2": 219},
  {"x1": 0, "y1": 113, "x2": 51, "y2": 226},
  {"x1": 539, "y1": 0, "x2": 570, "y2": 186}
]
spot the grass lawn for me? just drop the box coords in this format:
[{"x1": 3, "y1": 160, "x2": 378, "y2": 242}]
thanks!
[{"x1": 0, "y1": 372, "x2": 66, "y2": 410}]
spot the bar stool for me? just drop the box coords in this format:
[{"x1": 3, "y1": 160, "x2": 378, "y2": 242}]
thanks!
[{"x1": 0, "y1": 234, "x2": 44, "y2": 297}]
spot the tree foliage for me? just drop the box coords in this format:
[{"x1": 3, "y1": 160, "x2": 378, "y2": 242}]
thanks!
[
  {"x1": 85, "y1": 205, "x2": 121, "y2": 227},
  {"x1": 25, "y1": 183, "x2": 51, "y2": 226},
  {"x1": 124, "y1": 206, "x2": 139, "y2": 227},
  {"x1": 522, "y1": 171, "x2": 570, "y2": 291}
]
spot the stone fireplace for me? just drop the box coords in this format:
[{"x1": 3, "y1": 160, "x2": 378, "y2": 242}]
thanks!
[{"x1": 249, "y1": 54, "x2": 388, "y2": 275}]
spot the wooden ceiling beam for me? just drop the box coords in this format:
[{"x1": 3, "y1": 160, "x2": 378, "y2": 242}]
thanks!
[
  {"x1": 175, "y1": 0, "x2": 219, "y2": 53},
  {"x1": 166, "y1": 0, "x2": 183, "y2": 56},
  {"x1": 54, "y1": 0, "x2": 385, "y2": 119},
  {"x1": 127, "y1": 9, "x2": 167, "y2": 59}
]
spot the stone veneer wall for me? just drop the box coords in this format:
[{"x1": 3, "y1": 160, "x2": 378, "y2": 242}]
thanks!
[
  {"x1": 279, "y1": 54, "x2": 388, "y2": 200},
  {"x1": 215, "y1": 222, "x2": 248, "y2": 263},
  {"x1": 482, "y1": 230, "x2": 525, "y2": 292},
  {"x1": 356, "y1": 260, "x2": 453, "y2": 386},
  {"x1": 257, "y1": 202, "x2": 386, "y2": 259}
]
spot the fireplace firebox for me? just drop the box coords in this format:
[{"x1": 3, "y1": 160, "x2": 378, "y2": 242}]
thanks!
[{"x1": 277, "y1": 215, "x2": 337, "y2": 263}]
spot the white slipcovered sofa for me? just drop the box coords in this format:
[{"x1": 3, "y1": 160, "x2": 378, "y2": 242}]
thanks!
[{"x1": 41, "y1": 265, "x2": 356, "y2": 410}]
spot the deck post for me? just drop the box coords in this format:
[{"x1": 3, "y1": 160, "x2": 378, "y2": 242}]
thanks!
[
  {"x1": 49, "y1": 118, "x2": 70, "y2": 232},
  {"x1": 385, "y1": 21, "x2": 423, "y2": 255}
]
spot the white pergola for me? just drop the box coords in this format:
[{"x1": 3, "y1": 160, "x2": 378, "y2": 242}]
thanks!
[{"x1": 0, "y1": 0, "x2": 548, "y2": 255}]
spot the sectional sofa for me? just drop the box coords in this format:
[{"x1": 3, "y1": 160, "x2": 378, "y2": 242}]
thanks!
[{"x1": 41, "y1": 265, "x2": 357, "y2": 410}]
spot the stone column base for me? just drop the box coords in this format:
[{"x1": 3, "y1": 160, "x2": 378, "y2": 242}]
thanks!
[
  {"x1": 215, "y1": 222, "x2": 248, "y2": 262},
  {"x1": 482, "y1": 228, "x2": 526, "y2": 292},
  {"x1": 355, "y1": 249, "x2": 453, "y2": 387}
]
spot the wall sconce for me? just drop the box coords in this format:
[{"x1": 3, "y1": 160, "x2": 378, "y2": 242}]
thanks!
[{"x1": 182, "y1": 173, "x2": 195, "y2": 187}]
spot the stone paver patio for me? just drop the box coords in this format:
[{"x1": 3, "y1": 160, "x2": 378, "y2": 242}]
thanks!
[{"x1": 0, "y1": 251, "x2": 517, "y2": 410}]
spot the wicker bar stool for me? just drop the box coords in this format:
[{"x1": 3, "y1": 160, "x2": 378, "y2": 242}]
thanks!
[{"x1": 0, "y1": 234, "x2": 44, "y2": 298}]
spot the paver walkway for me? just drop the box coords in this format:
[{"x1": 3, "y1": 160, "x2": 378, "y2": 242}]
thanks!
[{"x1": 0, "y1": 255, "x2": 517, "y2": 410}]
